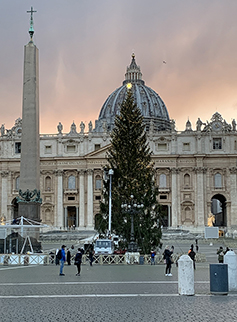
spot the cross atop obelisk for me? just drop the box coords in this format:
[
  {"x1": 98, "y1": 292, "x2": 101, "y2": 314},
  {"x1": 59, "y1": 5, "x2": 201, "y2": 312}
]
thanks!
[{"x1": 27, "y1": 6, "x2": 37, "y2": 40}]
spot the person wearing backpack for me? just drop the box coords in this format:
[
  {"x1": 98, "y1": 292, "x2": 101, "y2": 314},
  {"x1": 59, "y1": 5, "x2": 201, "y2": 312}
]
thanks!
[{"x1": 58, "y1": 245, "x2": 66, "y2": 276}]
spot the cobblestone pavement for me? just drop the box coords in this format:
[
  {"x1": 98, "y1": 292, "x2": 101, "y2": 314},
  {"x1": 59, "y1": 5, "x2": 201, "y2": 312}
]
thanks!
[{"x1": 0, "y1": 263, "x2": 237, "y2": 322}]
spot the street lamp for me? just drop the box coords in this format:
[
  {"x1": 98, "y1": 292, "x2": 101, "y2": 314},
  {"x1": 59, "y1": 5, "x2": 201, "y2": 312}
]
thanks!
[{"x1": 121, "y1": 195, "x2": 144, "y2": 252}]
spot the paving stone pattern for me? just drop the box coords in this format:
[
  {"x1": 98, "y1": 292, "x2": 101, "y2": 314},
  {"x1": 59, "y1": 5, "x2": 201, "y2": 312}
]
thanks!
[{"x1": 0, "y1": 263, "x2": 236, "y2": 321}]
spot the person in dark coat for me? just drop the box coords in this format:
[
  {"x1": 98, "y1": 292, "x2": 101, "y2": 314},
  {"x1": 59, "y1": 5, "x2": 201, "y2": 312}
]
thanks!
[
  {"x1": 217, "y1": 246, "x2": 224, "y2": 263},
  {"x1": 74, "y1": 248, "x2": 82, "y2": 276},
  {"x1": 89, "y1": 248, "x2": 94, "y2": 266},
  {"x1": 163, "y1": 245, "x2": 174, "y2": 276},
  {"x1": 188, "y1": 244, "x2": 196, "y2": 269},
  {"x1": 66, "y1": 248, "x2": 71, "y2": 265}
]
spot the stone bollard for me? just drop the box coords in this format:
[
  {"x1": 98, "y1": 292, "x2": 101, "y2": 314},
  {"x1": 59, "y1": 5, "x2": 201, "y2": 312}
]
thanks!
[
  {"x1": 224, "y1": 250, "x2": 237, "y2": 291},
  {"x1": 178, "y1": 255, "x2": 194, "y2": 295}
]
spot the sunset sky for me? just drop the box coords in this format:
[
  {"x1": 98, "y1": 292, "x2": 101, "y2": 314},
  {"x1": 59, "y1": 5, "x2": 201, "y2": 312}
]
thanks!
[{"x1": 1, "y1": 1, "x2": 237, "y2": 134}]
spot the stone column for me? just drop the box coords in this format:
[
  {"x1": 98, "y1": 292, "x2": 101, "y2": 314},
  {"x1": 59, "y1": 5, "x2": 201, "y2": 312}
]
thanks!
[
  {"x1": 87, "y1": 169, "x2": 94, "y2": 229},
  {"x1": 79, "y1": 170, "x2": 85, "y2": 228},
  {"x1": 56, "y1": 170, "x2": 64, "y2": 229},
  {"x1": 64, "y1": 207, "x2": 67, "y2": 229},
  {"x1": 171, "y1": 168, "x2": 178, "y2": 227},
  {"x1": 168, "y1": 205, "x2": 171, "y2": 227},
  {"x1": 229, "y1": 168, "x2": 237, "y2": 227},
  {"x1": 76, "y1": 207, "x2": 79, "y2": 227},
  {"x1": 1, "y1": 171, "x2": 9, "y2": 220},
  {"x1": 195, "y1": 167, "x2": 205, "y2": 227}
]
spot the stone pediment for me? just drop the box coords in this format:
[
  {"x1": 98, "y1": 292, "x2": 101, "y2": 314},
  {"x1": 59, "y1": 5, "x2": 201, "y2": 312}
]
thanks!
[
  {"x1": 86, "y1": 144, "x2": 110, "y2": 158},
  {"x1": 154, "y1": 136, "x2": 171, "y2": 143}
]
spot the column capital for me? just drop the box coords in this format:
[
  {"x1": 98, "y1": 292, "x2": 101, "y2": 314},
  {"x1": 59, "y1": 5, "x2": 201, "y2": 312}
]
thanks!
[
  {"x1": 1, "y1": 171, "x2": 9, "y2": 178},
  {"x1": 229, "y1": 167, "x2": 237, "y2": 174},
  {"x1": 170, "y1": 168, "x2": 180, "y2": 174},
  {"x1": 78, "y1": 169, "x2": 86, "y2": 175},
  {"x1": 193, "y1": 167, "x2": 207, "y2": 174},
  {"x1": 86, "y1": 169, "x2": 93, "y2": 175},
  {"x1": 55, "y1": 169, "x2": 64, "y2": 177}
]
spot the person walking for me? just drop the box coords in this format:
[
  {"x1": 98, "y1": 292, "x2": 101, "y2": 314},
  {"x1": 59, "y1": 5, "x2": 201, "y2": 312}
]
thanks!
[
  {"x1": 74, "y1": 248, "x2": 82, "y2": 276},
  {"x1": 59, "y1": 245, "x2": 66, "y2": 276},
  {"x1": 89, "y1": 248, "x2": 94, "y2": 266},
  {"x1": 151, "y1": 250, "x2": 156, "y2": 265},
  {"x1": 188, "y1": 244, "x2": 196, "y2": 269},
  {"x1": 217, "y1": 246, "x2": 224, "y2": 263},
  {"x1": 163, "y1": 245, "x2": 173, "y2": 276},
  {"x1": 66, "y1": 248, "x2": 71, "y2": 265}
]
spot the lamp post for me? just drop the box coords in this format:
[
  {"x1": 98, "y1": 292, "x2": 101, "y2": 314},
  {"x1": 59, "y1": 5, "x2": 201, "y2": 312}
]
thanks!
[
  {"x1": 121, "y1": 195, "x2": 144, "y2": 252},
  {"x1": 108, "y1": 169, "x2": 114, "y2": 236}
]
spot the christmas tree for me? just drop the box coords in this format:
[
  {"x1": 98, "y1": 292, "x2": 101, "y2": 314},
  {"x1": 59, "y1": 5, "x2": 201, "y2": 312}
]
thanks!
[{"x1": 99, "y1": 87, "x2": 162, "y2": 254}]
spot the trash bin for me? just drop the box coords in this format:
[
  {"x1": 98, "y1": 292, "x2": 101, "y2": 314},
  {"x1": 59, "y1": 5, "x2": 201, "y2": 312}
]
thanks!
[
  {"x1": 139, "y1": 256, "x2": 144, "y2": 265},
  {"x1": 210, "y1": 264, "x2": 228, "y2": 295}
]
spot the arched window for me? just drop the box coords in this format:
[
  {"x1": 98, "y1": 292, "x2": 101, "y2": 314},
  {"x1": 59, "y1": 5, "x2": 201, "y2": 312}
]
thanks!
[
  {"x1": 159, "y1": 174, "x2": 167, "y2": 188},
  {"x1": 15, "y1": 176, "x2": 20, "y2": 191},
  {"x1": 95, "y1": 175, "x2": 102, "y2": 190},
  {"x1": 184, "y1": 174, "x2": 191, "y2": 187},
  {"x1": 214, "y1": 173, "x2": 222, "y2": 188},
  {"x1": 45, "y1": 176, "x2": 51, "y2": 191},
  {"x1": 68, "y1": 175, "x2": 76, "y2": 190}
]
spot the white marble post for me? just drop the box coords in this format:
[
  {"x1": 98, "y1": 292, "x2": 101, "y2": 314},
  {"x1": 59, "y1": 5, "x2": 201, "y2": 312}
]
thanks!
[
  {"x1": 79, "y1": 170, "x2": 85, "y2": 228},
  {"x1": 1, "y1": 171, "x2": 9, "y2": 219},
  {"x1": 171, "y1": 168, "x2": 178, "y2": 227},
  {"x1": 87, "y1": 169, "x2": 94, "y2": 229},
  {"x1": 56, "y1": 170, "x2": 64, "y2": 228},
  {"x1": 224, "y1": 250, "x2": 237, "y2": 291},
  {"x1": 178, "y1": 255, "x2": 194, "y2": 295}
]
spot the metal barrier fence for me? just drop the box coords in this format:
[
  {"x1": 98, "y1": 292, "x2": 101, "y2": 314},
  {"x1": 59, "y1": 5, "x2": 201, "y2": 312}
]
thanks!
[
  {"x1": 0, "y1": 254, "x2": 49, "y2": 266},
  {"x1": 0, "y1": 252, "x2": 206, "y2": 266}
]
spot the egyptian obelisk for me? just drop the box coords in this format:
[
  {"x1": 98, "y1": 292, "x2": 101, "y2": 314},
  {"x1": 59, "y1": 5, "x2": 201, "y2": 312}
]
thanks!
[{"x1": 18, "y1": 7, "x2": 41, "y2": 222}]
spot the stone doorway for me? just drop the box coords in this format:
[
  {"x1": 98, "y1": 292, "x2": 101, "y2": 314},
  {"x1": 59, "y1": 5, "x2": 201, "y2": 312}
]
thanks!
[
  {"x1": 211, "y1": 194, "x2": 226, "y2": 226},
  {"x1": 160, "y1": 205, "x2": 169, "y2": 227},
  {"x1": 12, "y1": 198, "x2": 18, "y2": 220},
  {"x1": 67, "y1": 206, "x2": 76, "y2": 228}
]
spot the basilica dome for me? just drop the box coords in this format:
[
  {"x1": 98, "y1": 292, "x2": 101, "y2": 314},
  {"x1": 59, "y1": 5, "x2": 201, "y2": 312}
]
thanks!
[{"x1": 94, "y1": 54, "x2": 171, "y2": 132}]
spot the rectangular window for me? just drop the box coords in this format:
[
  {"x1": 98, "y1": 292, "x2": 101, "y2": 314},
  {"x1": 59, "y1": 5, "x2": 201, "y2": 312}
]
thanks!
[
  {"x1": 45, "y1": 145, "x2": 52, "y2": 154},
  {"x1": 15, "y1": 142, "x2": 21, "y2": 154},
  {"x1": 67, "y1": 145, "x2": 76, "y2": 152},
  {"x1": 213, "y1": 138, "x2": 222, "y2": 150},
  {"x1": 68, "y1": 196, "x2": 75, "y2": 201},
  {"x1": 95, "y1": 144, "x2": 101, "y2": 151},
  {"x1": 160, "y1": 195, "x2": 167, "y2": 200},
  {"x1": 95, "y1": 196, "x2": 101, "y2": 200},
  {"x1": 183, "y1": 142, "x2": 190, "y2": 151},
  {"x1": 157, "y1": 143, "x2": 167, "y2": 151}
]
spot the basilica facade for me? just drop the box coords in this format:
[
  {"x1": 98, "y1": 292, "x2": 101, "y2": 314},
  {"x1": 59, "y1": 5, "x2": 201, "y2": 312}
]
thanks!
[{"x1": 1, "y1": 55, "x2": 237, "y2": 234}]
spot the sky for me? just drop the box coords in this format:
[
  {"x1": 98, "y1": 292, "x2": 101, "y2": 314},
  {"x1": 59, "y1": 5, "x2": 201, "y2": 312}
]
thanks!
[{"x1": 1, "y1": 0, "x2": 237, "y2": 134}]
